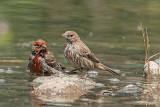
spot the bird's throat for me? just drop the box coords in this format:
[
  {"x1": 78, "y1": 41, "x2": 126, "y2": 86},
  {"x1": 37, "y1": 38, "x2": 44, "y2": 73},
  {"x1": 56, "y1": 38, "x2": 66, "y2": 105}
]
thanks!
[{"x1": 31, "y1": 55, "x2": 43, "y2": 74}]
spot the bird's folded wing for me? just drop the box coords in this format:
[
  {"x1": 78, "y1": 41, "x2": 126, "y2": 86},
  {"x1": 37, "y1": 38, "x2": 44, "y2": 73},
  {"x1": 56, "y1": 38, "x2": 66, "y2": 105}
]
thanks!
[
  {"x1": 79, "y1": 42, "x2": 100, "y2": 63},
  {"x1": 45, "y1": 51, "x2": 57, "y2": 67},
  {"x1": 45, "y1": 51, "x2": 65, "y2": 70}
]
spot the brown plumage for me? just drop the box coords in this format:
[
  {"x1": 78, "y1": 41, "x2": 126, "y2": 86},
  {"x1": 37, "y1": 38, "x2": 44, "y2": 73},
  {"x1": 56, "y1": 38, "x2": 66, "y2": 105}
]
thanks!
[
  {"x1": 28, "y1": 39, "x2": 65, "y2": 75},
  {"x1": 62, "y1": 31, "x2": 120, "y2": 78}
]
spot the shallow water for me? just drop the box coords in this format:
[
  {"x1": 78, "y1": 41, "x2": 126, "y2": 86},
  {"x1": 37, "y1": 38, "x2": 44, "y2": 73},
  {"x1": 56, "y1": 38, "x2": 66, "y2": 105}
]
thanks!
[{"x1": 0, "y1": 0, "x2": 160, "y2": 107}]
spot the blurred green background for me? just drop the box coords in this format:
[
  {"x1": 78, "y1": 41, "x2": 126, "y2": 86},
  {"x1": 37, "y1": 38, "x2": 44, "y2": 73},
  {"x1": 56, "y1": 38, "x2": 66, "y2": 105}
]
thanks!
[{"x1": 0, "y1": 0, "x2": 160, "y2": 60}]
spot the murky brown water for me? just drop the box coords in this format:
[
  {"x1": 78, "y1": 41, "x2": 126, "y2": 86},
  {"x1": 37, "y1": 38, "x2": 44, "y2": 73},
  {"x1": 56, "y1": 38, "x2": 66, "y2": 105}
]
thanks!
[{"x1": 0, "y1": 0, "x2": 160, "y2": 107}]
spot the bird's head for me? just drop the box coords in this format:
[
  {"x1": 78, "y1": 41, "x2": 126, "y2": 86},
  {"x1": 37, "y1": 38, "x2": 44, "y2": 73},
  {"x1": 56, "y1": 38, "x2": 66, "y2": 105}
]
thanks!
[
  {"x1": 32, "y1": 39, "x2": 48, "y2": 56},
  {"x1": 61, "y1": 31, "x2": 80, "y2": 42}
]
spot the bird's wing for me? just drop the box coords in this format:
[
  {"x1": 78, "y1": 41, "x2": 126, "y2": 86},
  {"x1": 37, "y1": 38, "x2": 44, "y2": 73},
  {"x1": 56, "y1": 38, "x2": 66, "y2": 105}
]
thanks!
[
  {"x1": 79, "y1": 41, "x2": 100, "y2": 63},
  {"x1": 45, "y1": 51, "x2": 65, "y2": 70}
]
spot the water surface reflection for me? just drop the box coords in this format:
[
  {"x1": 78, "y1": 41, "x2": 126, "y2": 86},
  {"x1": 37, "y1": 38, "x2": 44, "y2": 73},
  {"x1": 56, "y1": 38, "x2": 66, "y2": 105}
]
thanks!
[{"x1": 0, "y1": 0, "x2": 160, "y2": 107}]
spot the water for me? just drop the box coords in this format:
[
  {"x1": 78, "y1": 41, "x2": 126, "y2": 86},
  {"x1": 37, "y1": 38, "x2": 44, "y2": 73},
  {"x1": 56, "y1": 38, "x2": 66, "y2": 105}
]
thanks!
[{"x1": 0, "y1": 0, "x2": 160, "y2": 106}]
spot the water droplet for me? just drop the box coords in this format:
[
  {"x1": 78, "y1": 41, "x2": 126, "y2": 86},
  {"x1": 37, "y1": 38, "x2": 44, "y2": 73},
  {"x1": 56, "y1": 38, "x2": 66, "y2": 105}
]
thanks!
[
  {"x1": 122, "y1": 84, "x2": 142, "y2": 93},
  {"x1": 137, "y1": 25, "x2": 142, "y2": 31},
  {"x1": 15, "y1": 66, "x2": 20, "y2": 68},
  {"x1": 8, "y1": 68, "x2": 11, "y2": 70},
  {"x1": 52, "y1": 43, "x2": 57, "y2": 46},
  {"x1": 0, "y1": 79, "x2": 5, "y2": 83},
  {"x1": 81, "y1": 98, "x2": 90, "y2": 101},
  {"x1": 122, "y1": 73, "x2": 126, "y2": 77},
  {"x1": 136, "y1": 82, "x2": 142, "y2": 85},
  {"x1": 26, "y1": 70, "x2": 30, "y2": 72},
  {"x1": 109, "y1": 78, "x2": 120, "y2": 83},
  {"x1": 96, "y1": 83, "x2": 104, "y2": 87},
  {"x1": 88, "y1": 71, "x2": 98, "y2": 77},
  {"x1": 88, "y1": 32, "x2": 94, "y2": 36},
  {"x1": 0, "y1": 69, "x2": 5, "y2": 73},
  {"x1": 5, "y1": 68, "x2": 13, "y2": 74}
]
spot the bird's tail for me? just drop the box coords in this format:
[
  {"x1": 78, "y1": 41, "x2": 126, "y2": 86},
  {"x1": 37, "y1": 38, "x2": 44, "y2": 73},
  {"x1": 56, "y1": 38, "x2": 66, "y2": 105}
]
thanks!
[{"x1": 97, "y1": 63, "x2": 120, "y2": 76}]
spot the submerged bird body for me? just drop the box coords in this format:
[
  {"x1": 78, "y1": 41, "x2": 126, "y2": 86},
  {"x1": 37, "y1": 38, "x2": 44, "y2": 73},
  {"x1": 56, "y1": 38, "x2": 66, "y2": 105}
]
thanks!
[
  {"x1": 62, "y1": 31, "x2": 119, "y2": 77},
  {"x1": 28, "y1": 39, "x2": 65, "y2": 75}
]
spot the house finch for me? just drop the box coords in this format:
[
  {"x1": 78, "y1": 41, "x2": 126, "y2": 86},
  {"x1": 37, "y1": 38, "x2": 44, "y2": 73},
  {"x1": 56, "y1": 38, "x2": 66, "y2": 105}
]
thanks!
[
  {"x1": 62, "y1": 31, "x2": 120, "y2": 78},
  {"x1": 28, "y1": 39, "x2": 65, "y2": 75}
]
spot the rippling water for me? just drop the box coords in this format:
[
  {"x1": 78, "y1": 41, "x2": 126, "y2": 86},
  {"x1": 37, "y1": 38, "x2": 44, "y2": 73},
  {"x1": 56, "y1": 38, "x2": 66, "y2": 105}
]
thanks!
[{"x1": 0, "y1": 0, "x2": 160, "y2": 107}]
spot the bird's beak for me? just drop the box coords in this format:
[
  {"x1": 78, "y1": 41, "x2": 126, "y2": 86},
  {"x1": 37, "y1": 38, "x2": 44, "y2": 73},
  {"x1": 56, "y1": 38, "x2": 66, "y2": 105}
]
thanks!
[
  {"x1": 42, "y1": 44, "x2": 47, "y2": 50},
  {"x1": 42, "y1": 44, "x2": 46, "y2": 48},
  {"x1": 61, "y1": 33, "x2": 67, "y2": 38}
]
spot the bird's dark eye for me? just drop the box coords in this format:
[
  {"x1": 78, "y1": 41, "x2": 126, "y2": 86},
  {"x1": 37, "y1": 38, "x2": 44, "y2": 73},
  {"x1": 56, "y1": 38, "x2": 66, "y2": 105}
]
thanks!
[
  {"x1": 70, "y1": 35, "x2": 73, "y2": 37},
  {"x1": 35, "y1": 44, "x2": 38, "y2": 47}
]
